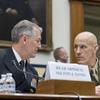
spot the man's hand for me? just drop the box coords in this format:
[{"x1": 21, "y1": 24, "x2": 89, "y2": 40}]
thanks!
[{"x1": 95, "y1": 85, "x2": 100, "y2": 95}]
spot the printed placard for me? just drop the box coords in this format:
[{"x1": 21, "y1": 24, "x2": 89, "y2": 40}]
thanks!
[{"x1": 45, "y1": 61, "x2": 91, "y2": 81}]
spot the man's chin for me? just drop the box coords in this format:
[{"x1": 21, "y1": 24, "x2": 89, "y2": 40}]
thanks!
[
  {"x1": 31, "y1": 54, "x2": 36, "y2": 58},
  {"x1": 77, "y1": 61, "x2": 85, "y2": 64}
]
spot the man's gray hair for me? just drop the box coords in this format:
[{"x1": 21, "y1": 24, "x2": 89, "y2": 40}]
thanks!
[{"x1": 11, "y1": 20, "x2": 41, "y2": 43}]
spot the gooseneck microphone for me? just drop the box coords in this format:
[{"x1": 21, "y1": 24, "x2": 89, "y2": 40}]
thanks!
[{"x1": 12, "y1": 60, "x2": 44, "y2": 80}]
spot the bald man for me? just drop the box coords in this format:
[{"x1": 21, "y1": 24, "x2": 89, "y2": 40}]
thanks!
[
  {"x1": 53, "y1": 47, "x2": 68, "y2": 63},
  {"x1": 74, "y1": 31, "x2": 100, "y2": 95}
]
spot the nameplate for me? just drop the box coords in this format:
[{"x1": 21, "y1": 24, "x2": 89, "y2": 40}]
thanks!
[{"x1": 45, "y1": 61, "x2": 91, "y2": 81}]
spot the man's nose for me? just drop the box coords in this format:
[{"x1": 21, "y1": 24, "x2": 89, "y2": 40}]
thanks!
[
  {"x1": 38, "y1": 42, "x2": 41, "y2": 49},
  {"x1": 76, "y1": 47, "x2": 81, "y2": 54}
]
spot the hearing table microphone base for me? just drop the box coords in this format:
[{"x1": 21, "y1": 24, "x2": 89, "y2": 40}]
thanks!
[{"x1": 36, "y1": 80, "x2": 95, "y2": 95}]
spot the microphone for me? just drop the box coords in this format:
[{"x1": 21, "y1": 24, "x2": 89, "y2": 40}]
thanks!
[{"x1": 12, "y1": 60, "x2": 44, "y2": 80}]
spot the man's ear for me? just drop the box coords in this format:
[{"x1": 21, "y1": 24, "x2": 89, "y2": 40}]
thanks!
[
  {"x1": 95, "y1": 44, "x2": 99, "y2": 51},
  {"x1": 23, "y1": 35, "x2": 27, "y2": 44}
]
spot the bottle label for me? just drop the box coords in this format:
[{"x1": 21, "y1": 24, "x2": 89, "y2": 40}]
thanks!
[
  {"x1": 0, "y1": 83, "x2": 3, "y2": 92},
  {"x1": 5, "y1": 83, "x2": 15, "y2": 93}
]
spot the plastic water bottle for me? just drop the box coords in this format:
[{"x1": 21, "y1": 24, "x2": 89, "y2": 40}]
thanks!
[
  {"x1": 0, "y1": 74, "x2": 6, "y2": 93},
  {"x1": 5, "y1": 73, "x2": 16, "y2": 93}
]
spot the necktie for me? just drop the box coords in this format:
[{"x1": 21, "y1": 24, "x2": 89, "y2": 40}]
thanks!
[
  {"x1": 19, "y1": 60, "x2": 25, "y2": 70},
  {"x1": 19, "y1": 60, "x2": 27, "y2": 78},
  {"x1": 90, "y1": 68, "x2": 98, "y2": 82}
]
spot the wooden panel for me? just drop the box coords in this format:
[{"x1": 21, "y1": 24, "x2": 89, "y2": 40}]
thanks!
[
  {"x1": 36, "y1": 80, "x2": 95, "y2": 96},
  {"x1": 70, "y1": 0, "x2": 84, "y2": 63}
]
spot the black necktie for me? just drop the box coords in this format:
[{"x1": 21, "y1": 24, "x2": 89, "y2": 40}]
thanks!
[
  {"x1": 19, "y1": 60, "x2": 27, "y2": 78},
  {"x1": 19, "y1": 60, "x2": 25, "y2": 70}
]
